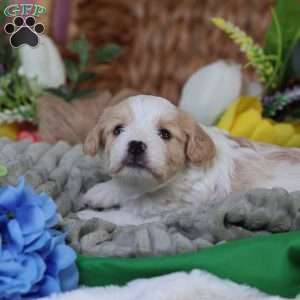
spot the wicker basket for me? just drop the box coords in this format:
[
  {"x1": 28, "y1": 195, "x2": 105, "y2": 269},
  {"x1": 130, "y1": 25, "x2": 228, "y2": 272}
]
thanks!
[{"x1": 64, "y1": 0, "x2": 275, "y2": 103}]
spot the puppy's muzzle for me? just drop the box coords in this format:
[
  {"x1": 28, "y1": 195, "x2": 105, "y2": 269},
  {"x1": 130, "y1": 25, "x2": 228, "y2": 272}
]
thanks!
[
  {"x1": 128, "y1": 140, "x2": 147, "y2": 157},
  {"x1": 124, "y1": 140, "x2": 148, "y2": 168}
]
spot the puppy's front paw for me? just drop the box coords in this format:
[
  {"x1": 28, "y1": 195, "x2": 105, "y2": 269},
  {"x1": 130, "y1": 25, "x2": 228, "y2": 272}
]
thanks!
[{"x1": 83, "y1": 182, "x2": 120, "y2": 209}]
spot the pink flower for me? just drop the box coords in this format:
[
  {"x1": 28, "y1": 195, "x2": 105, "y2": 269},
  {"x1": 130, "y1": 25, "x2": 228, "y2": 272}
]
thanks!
[{"x1": 18, "y1": 131, "x2": 42, "y2": 143}]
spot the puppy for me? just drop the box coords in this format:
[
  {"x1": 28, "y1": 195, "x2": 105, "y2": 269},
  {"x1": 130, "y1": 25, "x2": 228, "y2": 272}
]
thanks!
[{"x1": 82, "y1": 95, "x2": 300, "y2": 225}]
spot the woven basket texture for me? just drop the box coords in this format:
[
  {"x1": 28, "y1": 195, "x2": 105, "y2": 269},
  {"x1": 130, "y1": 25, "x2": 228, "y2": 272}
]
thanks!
[{"x1": 68, "y1": 0, "x2": 275, "y2": 103}]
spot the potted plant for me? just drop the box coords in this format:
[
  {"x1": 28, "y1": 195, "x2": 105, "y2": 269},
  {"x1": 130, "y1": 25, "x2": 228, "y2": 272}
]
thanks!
[{"x1": 213, "y1": 0, "x2": 300, "y2": 147}]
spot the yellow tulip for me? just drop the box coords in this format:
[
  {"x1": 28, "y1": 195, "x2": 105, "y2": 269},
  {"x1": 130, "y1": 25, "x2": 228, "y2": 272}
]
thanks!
[
  {"x1": 0, "y1": 123, "x2": 20, "y2": 140},
  {"x1": 217, "y1": 97, "x2": 300, "y2": 147},
  {"x1": 285, "y1": 135, "x2": 300, "y2": 148},
  {"x1": 231, "y1": 109, "x2": 261, "y2": 137},
  {"x1": 273, "y1": 124, "x2": 295, "y2": 145},
  {"x1": 251, "y1": 119, "x2": 276, "y2": 144}
]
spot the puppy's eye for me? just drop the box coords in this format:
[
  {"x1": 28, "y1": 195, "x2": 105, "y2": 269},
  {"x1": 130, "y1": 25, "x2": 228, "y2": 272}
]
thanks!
[
  {"x1": 113, "y1": 125, "x2": 124, "y2": 136},
  {"x1": 158, "y1": 128, "x2": 172, "y2": 140}
]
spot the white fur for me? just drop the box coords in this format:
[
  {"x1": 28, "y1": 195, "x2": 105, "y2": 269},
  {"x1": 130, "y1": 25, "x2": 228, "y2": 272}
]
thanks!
[
  {"x1": 75, "y1": 96, "x2": 299, "y2": 300},
  {"x1": 81, "y1": 95, "x2": 300, "y2": 226},
  {"x1": 42, "y1": 270, "x2": 286, "y2": 300},
  {"x1": 107, "y1": 96, "x2": 178, "y2": 188}
]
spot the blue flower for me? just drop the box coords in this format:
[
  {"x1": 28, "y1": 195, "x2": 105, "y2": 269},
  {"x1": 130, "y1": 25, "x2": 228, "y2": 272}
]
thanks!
[{"x1": 0, "y1": 178, "x2": 79, "y2": 299}]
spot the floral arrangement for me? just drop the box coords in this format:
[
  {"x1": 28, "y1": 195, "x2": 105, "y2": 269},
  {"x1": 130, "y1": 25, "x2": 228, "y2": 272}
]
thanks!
[
  {"x1": 190, "y1": 0, "x2": 300, "y2": 147},
  {"x1": 0, "y1": 178, "x2": 78, "y2": 299},
  {"x1": 212, "y1": 0, "x2": 300, "y2": 122},
  {"x1": 218, "y1": 96, "x2": 300, "y2": 147},
  {"x1": 0, "y1": 33, "x2": 42, "y2": 125},
  {"x1": 211, "y1": 18, "x2": 275, "y2": 90},
  {"x1": 0, "y1": 36, "x2": 120, "y2": 123},
  {"x1": 47, "y1": 37, "x2": 121, "y2": 101},
  {"x1": 0, "y1": 3, "x2": 121, "y2": 140}
]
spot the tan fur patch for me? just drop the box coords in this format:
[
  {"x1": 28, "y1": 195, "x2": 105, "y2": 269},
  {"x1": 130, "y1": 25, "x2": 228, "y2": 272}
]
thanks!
[
  {"x1": 178, "y1": 110, "x2": 216, "y2": 166},
  {"x1": 231, "y1": 136, "x2": 300, "y2": 164},
  {"x1": 158, "y1": 117, "x2": 187, "y2": 180},
  {"x1": 265, "y1": 148, "x2": 300, "y2": 164},
  {"x1": 231, "y1": 156, "x2": 274, "y2": 192},
  {"x1": 229, "y1": 136, "x2": 300, "y2": 192},
  {"x1": 228, "y1": 136, "x2": 257, "y2": 149},
  {"x1": 226, "y1": 136, "x2": 271, "y2": 192},
  {"x1": 155, "y1": 110, "x2": 217, "y2": 181},
  {"x1": 83, "y1": 100, "x2": 133, "y2": 156}
]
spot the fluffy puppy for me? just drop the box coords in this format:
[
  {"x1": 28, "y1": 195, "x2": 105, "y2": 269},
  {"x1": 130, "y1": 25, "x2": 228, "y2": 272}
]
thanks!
[{"x1": 82, "y1": 95, "x2": 300, "y2": 225}]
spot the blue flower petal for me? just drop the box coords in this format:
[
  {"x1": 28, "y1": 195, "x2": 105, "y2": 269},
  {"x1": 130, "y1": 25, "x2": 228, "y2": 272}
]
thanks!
[
  {"x1": 0, "y1": 186, "x2": 23, "y2": 211},
  {"x1": 0, "y1": 275, "x2": 15, "y2": 284},
  {"x1": 37, "y1": 194, "x2": 57, "y2": 228},
  {"x1": 18, "y1": 254, "x2": 46, "y2": 289},
  {"x1": 16, "y1": 205, "x2": 45, "y2": 235},
  {"x1": 48, "y1": 244, "x2": 77, "y2": 271},
  {"x1": 0, "y1": 178, "x2": 79, "y2": 299},
  {"x1": 0, "y1": 178, "x2": 25, "y2": 210},
  {"x1": 7, "y1": 219, "x2": 24, "y2": 253},
  {"x1": 0, "y1": 214, "x2": 8, "y2": 225},
  {"x1": 0, "y1": 256, "x2": 43, "y2": 295},
  {"x1": 24, "y1": 231, "x2": 51, "y2": 254},
  {"x1": 47, "y1": 230, "x2": 65, "y2": 253},
  {"x1": 1, "y1": 248, "x2": 14, "y2": 261},
  {"x1": 37, "y1": 275, "x2": 61, "y2": 297},
  {"x1": 0, "y1": 276, "x2": 28, "y2": 296},
  {"x1": 0, "y1": 261, "x2": 22, "y2": 276},
  {"x1": 22, "y1": 184, "x2": 38, "y2": 207},
  {"x1": 23, "y1": 231, "x2": 42, "y2": 246},
  {"x1": 59, "y1": 263, "x2": 79, "y2": 292},
  {"x1": 45, "y1": 214, "x2": 59, "y2": 229}
]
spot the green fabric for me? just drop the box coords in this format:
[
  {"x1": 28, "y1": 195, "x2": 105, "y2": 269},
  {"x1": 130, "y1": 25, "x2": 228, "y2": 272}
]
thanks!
[{"x1": 77, "y1": 231, "x2": 300, "y2": 298}]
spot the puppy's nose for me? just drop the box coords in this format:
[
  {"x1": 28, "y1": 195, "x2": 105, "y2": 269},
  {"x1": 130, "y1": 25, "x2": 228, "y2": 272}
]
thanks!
[{"x1": 128, "y1": 140, "x2": 147, "y2": 156}]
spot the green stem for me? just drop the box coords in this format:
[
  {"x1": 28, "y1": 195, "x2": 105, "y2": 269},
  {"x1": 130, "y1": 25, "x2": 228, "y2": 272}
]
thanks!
[
  {"x1": 278, "y1": 29, "x2": 300, "y2": 86},
  {"x1": 265, "y1": 9, "x2": 283, "y2": 92},
  {"x1": 244, "y1": 55, "x2": 278, "y2": 68}
]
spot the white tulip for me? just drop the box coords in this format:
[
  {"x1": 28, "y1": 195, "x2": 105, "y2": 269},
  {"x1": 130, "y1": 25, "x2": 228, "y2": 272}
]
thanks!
[
  {"x1": 180, "y1": 60, "x2": 242, "y2": 125},
  {"x1": 18, "y1": 35, "x2": 66, "y2": 88},
  {"x1": 242, "y1": 79, "x2": 263, "y2": 97}
]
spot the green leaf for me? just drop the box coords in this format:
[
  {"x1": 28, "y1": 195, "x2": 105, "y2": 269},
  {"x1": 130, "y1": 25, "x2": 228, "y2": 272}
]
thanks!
[
  {"x1": 94, "y1": 43, "x2": 121, "y2": 63},
  {"x1": 265, "y1": 0, "x2": 300, "y2": 55},
  {"x1": 46, "y1": 86, "x2": 73, "y2": 101},
  {"x1": 65, "y1": 59, "x2": 80, "y2": 83},
  {"x1": 0, "y1": 0, "x2": 9, "y2": 25},
  {"x1": 72, "y1": 88, "x2": 96, "y2": 99},
  {"x1": 291, "y1": 40, "x2": 300, "y2": 76},
  {"x1": 78, "y1": 72, "x2": 97, "y2": 83},
  {"x1": 0, "y1": 95, "x2": 14, "y2": 109},
  {"x1": 264, "y1": 0, "x2": 300, "y2": 86},
  {"x1": 69, "y1": 37, "x2": 89, "y2": 68}
]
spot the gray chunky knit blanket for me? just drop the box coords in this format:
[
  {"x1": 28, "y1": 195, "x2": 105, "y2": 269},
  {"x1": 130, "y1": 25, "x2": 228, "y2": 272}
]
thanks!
[{"x1": 1, "y1": 139, "x2": 300, "y2": 257}]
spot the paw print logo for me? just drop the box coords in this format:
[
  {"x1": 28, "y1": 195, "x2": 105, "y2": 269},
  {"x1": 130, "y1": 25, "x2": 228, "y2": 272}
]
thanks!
[{"x1": 4, "y1": 16, "x2": 44, "y2": 48}]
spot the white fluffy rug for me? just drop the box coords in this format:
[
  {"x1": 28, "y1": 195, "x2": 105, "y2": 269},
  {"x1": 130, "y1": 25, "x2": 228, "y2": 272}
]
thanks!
[{"x1": 42, "y1": 270, "x2": 286, "y2": 300}]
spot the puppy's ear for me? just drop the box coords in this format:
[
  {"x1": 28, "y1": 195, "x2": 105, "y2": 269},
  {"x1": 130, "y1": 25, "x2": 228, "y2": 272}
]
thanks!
[
  {"x1": 83, "y1": 107, "x2": 109, "y2": 156},
  {"x1": 83, "y1": 124, "x2": 102, "y2": 156},
  {"x1": 179, "y1": 111, "x2": 216, "y2": 165}
]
